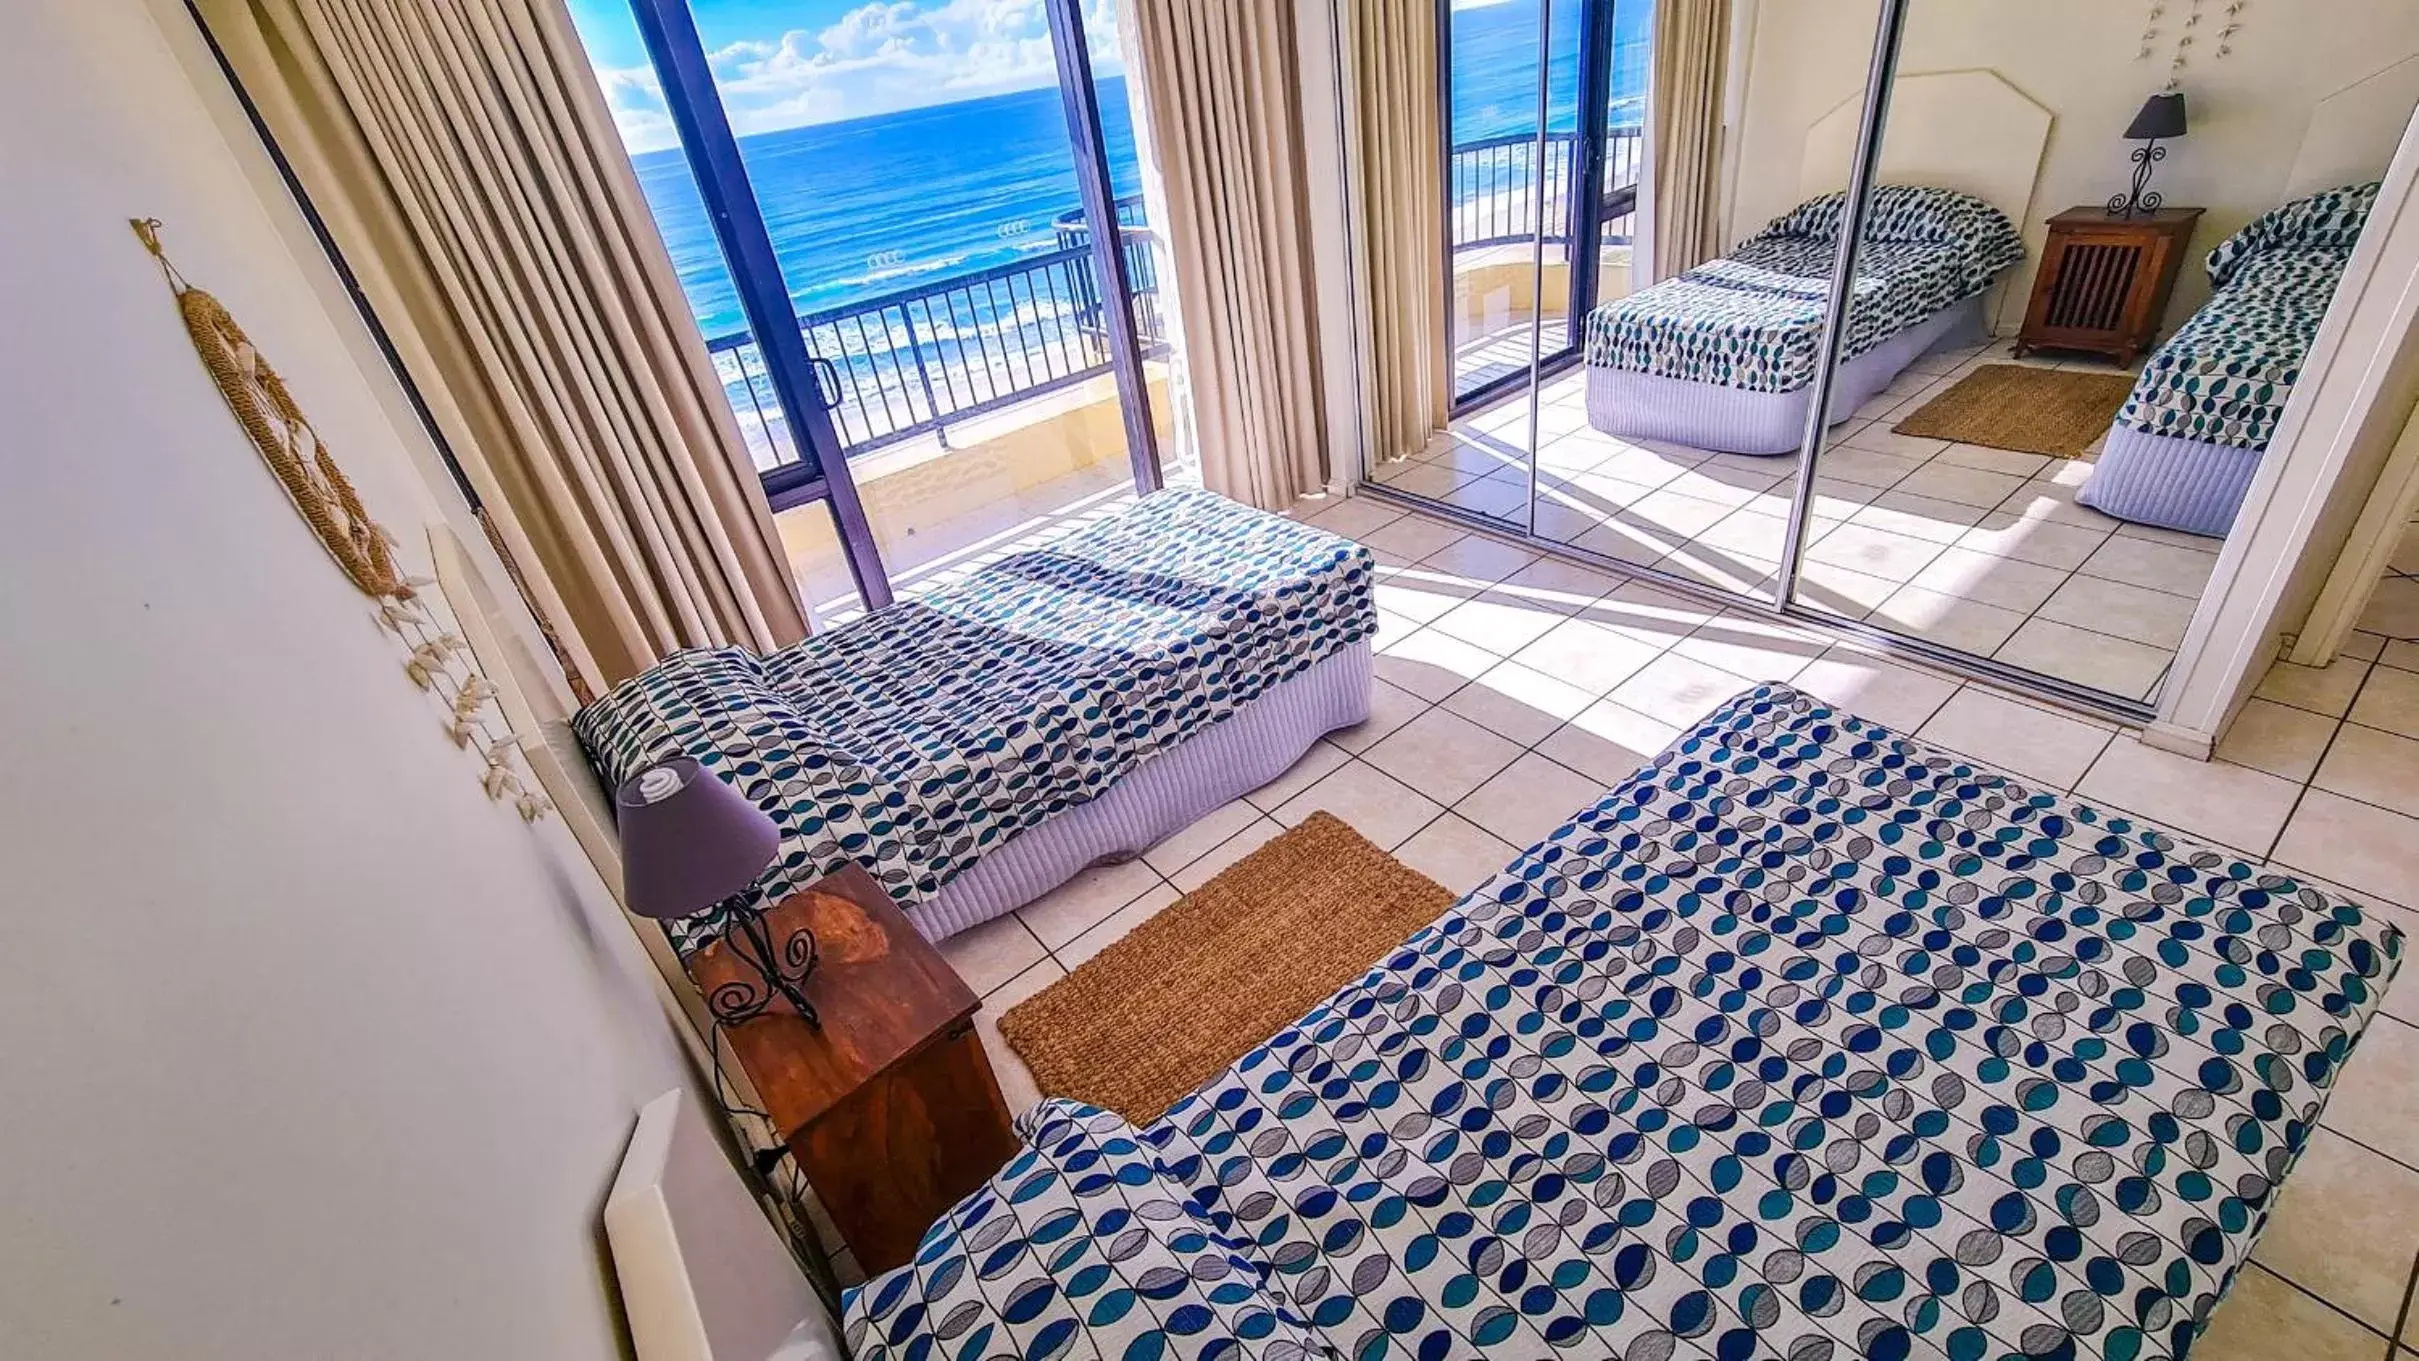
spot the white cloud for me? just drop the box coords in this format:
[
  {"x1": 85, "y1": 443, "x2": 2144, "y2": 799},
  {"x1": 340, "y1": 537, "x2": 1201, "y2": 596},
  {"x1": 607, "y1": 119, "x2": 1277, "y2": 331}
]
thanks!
[
  {"x1": 593, "y1": 0, "x2": 1123, "y2": 154},
  {"x1": 594, "y1": 61, "x2": 679, "y2": 152}
]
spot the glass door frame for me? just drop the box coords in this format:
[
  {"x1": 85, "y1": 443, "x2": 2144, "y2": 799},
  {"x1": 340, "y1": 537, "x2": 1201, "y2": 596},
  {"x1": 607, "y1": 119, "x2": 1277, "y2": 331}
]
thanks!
[
  {"x1": 624, "y1": 0, "x2": 1164, "y2": 611},
  {"x1": 1439, "y1": 0, "x2": 1627, "y2": 417}
]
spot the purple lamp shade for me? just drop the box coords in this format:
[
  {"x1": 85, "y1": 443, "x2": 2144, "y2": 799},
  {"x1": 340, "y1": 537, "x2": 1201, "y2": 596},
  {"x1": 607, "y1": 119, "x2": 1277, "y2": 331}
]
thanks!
[
  {"x1": 615, "y1": 757, "x2": 781, "y2": 921},
  {"x1": 2124, "y1": 92, "x2": 2188, "y2": 142}
]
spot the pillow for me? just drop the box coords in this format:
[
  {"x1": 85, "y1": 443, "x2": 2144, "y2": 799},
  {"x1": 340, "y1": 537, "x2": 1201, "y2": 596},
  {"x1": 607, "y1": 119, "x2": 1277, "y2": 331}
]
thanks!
[
  {"x1": 571, "y1": 644, "x2": 844, "y2": 808},
  {"x1": 843, "y1": 1103, "x2": 1331, "y2": 1361},
  {"x1": 1752, "y1": 184, "x2": 2019, "y2": 252},
  {"x1": 2208, "y1": 180, "x2": 2382, "y2": 288}
]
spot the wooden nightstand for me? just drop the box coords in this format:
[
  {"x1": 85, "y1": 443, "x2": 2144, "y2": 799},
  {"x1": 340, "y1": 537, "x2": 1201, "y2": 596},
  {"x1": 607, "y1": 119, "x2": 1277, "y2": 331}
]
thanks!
[
  {"x1": 2015, "y1": 206, "x2": 2204, "y2": 364},
  {"x1": 687, "y1": 864, "x2": 1019, "y2": 1276}
]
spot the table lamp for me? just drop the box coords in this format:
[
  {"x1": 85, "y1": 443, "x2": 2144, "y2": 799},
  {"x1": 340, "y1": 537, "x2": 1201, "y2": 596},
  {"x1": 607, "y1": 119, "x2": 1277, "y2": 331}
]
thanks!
[
  {"x1": 2110, "y1": 92, "x2": 2187, "y2": 218},
  {"x1": 617, "y1": 757, "x2": 820, "y2": 1028}
]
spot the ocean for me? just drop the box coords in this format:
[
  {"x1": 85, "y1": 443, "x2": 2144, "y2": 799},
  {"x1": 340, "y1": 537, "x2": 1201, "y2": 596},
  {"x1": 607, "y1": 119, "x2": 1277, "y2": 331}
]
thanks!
[{"x1": 628, "y1": 0, "x2": 1650, "y2": 345}]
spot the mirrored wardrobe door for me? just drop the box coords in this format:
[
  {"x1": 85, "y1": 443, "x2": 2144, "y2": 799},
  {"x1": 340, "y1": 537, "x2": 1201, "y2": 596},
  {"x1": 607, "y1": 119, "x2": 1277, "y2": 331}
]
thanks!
[
  {"x1": 1536, "y1": 0, "x2": 1879, "y2": 606},
  {"x1": 1782, "y1": 0, "x2": 2417, "y2": 714}
]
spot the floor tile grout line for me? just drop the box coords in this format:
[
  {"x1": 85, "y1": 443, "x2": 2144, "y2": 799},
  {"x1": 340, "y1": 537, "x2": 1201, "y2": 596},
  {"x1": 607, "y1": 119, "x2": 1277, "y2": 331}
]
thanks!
[
  {"x1": 2324, "y1": 1115, "x2": 2419, "y2": 1185},
  {"x1": 983, "y1": 953, "x2": 1066, "y2": 1006},
  {"x1": 1400, "y1": 548, "x2": 2381, "y2": 857},
  {"x1": 2263, "y1": 706, "x2": 2361, "y2": 866},
  {"x1": 2249, "y1": 1264, "x2": 2401, "y2": 1354},
  {"x1": 1389, "y1": 499, "x2": 2399, "y2": 802},
  {"x1": 1380, "y1": 499, "x2": 2419, "y2": 889}
]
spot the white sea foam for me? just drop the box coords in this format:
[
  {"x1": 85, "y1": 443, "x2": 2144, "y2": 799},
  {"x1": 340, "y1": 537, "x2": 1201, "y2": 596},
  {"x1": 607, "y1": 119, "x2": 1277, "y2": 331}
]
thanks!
[{"x1": 823, "y1": 252, "x2": 975, "y2": 294}]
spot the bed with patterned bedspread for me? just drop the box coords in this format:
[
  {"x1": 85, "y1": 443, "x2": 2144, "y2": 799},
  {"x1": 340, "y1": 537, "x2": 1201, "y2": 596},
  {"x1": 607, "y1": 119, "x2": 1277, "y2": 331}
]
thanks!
[
  {"x1": 1577, "y1": 188, "x2": 2024, "y2": 455},
  {"x1": 573, "y1": 487, "x2": 1376, "y2": 953},
  {"x1": 844, "y1": 682, "x2": 2401, "y2": 1361},
  {"x1": 2080, "y1": 182, "x2": 2379, "y2": 537}
]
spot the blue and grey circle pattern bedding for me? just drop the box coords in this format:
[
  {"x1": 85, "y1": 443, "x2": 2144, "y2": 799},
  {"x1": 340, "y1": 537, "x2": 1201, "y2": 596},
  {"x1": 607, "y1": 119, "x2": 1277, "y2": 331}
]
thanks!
[
  {"x1": 1582, "y1": 186, "x2": 2025, "y2": 396},
  {"x1": 2114, "y1": 181, "x2": 2380, "y2": 453},
  {"x1": 845, "y1": 682, "x2": 2400, "y2": 1361},
  {"x1": 572, "y1": 488, "x2": 1377, "y2": 955}
]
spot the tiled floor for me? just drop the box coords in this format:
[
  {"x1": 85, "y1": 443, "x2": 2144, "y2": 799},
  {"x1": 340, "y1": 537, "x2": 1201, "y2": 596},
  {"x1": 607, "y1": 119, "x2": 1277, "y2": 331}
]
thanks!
[
  {"x1": 939, "y1": 494, "x2": 2419, "y2": 1356},
  {"x1": 1370, "y1": 339, "x2": 2220, "y2": 702},
  {"x1": 1453, "y1": 317, "x2": 1565, "y2": 399}
]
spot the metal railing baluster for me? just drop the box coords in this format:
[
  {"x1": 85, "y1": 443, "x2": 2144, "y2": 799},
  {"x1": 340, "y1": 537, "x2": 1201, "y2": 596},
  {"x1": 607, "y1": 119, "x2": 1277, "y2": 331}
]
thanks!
[{"x1": 696, "y1": 135, "x2": 1640, "y2": 469}]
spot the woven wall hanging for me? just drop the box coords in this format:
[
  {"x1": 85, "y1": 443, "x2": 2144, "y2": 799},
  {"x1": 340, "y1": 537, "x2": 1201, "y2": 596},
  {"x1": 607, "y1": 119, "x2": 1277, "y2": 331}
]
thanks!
[{"x1": 134, "y1": 218, "x2": 550, "y2": 822}]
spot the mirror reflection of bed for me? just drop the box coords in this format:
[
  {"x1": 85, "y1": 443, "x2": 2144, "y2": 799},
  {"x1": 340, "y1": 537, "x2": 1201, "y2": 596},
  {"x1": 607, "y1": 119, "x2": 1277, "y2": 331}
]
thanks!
[
  {"x1": 1364, "y1": 0, "x2": 2419, "y2": 708},
  {"x1": 1785, "y1": 34, "x2": 2412, "y2": 706}
]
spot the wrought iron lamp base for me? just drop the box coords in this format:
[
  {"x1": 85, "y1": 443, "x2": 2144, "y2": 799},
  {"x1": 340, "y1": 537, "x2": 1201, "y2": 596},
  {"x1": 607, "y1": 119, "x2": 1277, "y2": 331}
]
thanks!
[
  {"x1": 2108, "y1": 140, "x2": 2168, "y2": 219},
  {"x1": 705, "y1": 902, "x2": 822, "y2": 1029}
]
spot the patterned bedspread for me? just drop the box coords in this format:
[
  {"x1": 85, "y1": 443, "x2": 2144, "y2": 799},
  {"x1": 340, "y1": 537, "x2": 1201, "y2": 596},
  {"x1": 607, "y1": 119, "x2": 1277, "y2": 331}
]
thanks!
[
  {"x1": 2115, "y1": 182, "x2": 2379, "y2": 452},
  {"x1": 1583, "y1": 186, "x2": 2024, "y2": 394},
  {"x1": 845, "y1": 683, "x2": 2401, "y2": 1361},
  {"x1": 574, "y1": 488, "x2": 1375, "y2": 955}
]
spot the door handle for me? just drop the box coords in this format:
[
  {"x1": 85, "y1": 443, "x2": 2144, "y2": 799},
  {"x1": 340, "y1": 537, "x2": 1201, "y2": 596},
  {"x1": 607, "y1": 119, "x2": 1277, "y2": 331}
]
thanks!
[{"x1": 809, "y1": 355, "x2": 842, "y2": 412}]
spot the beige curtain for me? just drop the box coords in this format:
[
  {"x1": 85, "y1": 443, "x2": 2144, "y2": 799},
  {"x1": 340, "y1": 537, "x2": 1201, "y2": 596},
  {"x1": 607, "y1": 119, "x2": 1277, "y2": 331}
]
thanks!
[
  {"x1": 199, "y1": 0, "x2": 810, "y2": 692},
  {"x1": 1648, "y1": 0, "x2": 1732, "y2": 283},
  {"x1": 1126, "y1": 0, "x2": 1328, "y2": 511},
  {"x1": 1341, "y1": 0, "x2": 1449, "y2": 467}
]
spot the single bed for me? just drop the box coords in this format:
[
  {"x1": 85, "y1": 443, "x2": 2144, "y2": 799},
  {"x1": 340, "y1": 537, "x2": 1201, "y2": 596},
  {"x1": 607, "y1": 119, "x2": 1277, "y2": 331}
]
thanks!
[
  {"x1": 2079, "y1": 181, "x2": 2381, "y2": 538},
  {"x1": 1583, "y1": 186, "x2": 2024, "y2": 455},
  {"x1": 573, "y1": 487, "x2": 1376, "y2": 949},
  {"x1": 842, "y1": 681, "x2": 2402, "y2": 1360}
]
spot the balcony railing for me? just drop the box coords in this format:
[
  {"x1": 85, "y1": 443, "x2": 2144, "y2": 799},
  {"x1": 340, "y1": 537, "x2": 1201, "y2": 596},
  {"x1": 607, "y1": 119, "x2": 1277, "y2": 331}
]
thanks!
[
  {"x1": 707, "y1": 226, "x2": 1166, "y2": 471},
  {"x1": 1452, "y1": 125, "x2": 1645, "y2": 251},
  {"x1": 711, "y1": 129, "x2": 1642, "y2": 473}
]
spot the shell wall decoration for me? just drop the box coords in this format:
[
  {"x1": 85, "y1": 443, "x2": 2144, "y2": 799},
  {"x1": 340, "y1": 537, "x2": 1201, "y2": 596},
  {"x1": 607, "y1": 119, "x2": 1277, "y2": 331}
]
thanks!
[
  {"x1": 2137, "y1": 0, "x2": 2247, "y2": 89},
  {"x1": 133, "y1": 219, "x2": 551, "y2": 824}
]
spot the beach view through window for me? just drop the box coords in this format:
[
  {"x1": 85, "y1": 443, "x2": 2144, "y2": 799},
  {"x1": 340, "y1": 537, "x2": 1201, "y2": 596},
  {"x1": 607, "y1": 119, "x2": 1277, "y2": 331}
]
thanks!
[{"x1": 567, "y1": 0, "x2": 1648, "y2": 612}]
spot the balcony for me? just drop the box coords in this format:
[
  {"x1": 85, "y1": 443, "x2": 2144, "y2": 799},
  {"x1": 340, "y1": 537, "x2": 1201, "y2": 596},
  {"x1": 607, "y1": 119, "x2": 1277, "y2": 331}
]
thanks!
[
  {"x1": 704, "y1": 206, "x2": 1165, "y2": 489},
  {"x1": 731, "y1": 133, "x2": 1638, "y2": 618},
  {"x1": 1451, "y1": 126, "x2": 1643, "y2": 395}
]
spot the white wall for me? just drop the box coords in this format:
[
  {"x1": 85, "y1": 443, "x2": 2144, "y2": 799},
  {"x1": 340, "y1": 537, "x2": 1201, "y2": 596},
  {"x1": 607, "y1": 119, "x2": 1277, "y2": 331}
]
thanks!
[
  {"x1": 0, "y1": 1, "x2": 710, "y2": 1356},
  {"x1": 1725, "y1": 0, "x2": 2419, "y2": 332}
]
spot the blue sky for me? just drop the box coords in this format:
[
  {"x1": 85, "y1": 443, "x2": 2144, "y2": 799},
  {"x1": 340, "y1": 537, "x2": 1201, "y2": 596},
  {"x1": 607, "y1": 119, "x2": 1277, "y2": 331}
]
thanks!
[{"x1": 569, "y1": 0, "x2": 1123, "y2": 152}]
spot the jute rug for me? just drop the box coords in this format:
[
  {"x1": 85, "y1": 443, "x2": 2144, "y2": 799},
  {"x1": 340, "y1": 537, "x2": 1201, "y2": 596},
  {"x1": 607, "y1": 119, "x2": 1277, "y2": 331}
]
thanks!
[
  {"x1": 1891, "y1": 363, "x2": 2135, "y2": 459},
  {"x1": 998, "y1": 811, "x2": 1457, "y2": 1124}
]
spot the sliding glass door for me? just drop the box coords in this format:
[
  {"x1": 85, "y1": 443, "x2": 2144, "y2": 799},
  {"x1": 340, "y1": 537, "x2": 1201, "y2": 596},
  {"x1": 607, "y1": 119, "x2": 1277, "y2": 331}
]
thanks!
[
  {"x1": 1443, "y1": 0, "x2": 1547, "y2": 409},
  {"x1": 568, "y1": 0, "x2": 1171, "y2": 620},
  {"x1": 1373, "y1": 0, "x2": 1647, "y2": 537},
  {"x1": 1441, "y1": 0, "x2": 1635, "y2": 412}
]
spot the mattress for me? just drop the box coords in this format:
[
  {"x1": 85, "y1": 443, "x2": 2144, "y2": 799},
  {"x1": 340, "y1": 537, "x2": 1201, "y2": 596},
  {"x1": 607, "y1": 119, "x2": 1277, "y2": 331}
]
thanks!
[
  {"x1": 1584, "y1": 185, "x2": 2022, "y2": 396},
  {"x1": 2112, "y1": 182, "x2": 2376, "y2": 454},
  {"x1": 2080, "y1": 182, "x2": 2380, "y2": 537},
  {"x1": 908, "y1": 641, "x2": 1370, "y2": 939},
  {"x1": 844, "y1": 682, "x2": 2403, "y2": 1361},
  {"x1": 1587, "y1": 295, "x2": 1987, "y2": 457},
  {"x1": 573, "y1": 488, "x2": 1376, "y2": 955},
  {"x1": 2074, "y1": 426, "x2": 2268, "y2": 539}
]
